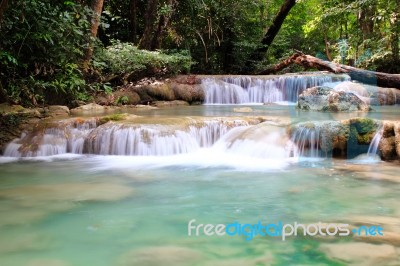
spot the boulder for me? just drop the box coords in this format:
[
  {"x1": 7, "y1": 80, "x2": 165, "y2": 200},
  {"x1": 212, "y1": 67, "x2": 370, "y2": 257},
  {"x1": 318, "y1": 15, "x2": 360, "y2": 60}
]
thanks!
[
  {"x1": 70, "y1": 103, "x2": 107, "y2": 114},
  {"x1": 46, "y1": 105, "x2": 70, "y2": 117},
  {"x1": 333, "y1": 81, "x2": 399, "y2": 105},
  {"x1": 298, "y1": 86, "x2": 371, "y2": 112}
]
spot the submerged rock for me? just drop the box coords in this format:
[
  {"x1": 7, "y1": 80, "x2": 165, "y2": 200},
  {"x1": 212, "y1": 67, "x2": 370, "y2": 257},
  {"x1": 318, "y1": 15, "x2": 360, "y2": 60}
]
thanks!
[
  {"x1": 46, "y1": 105, "x2": 70, "y2": 117},
  {"x1": 0, "y1": 183, "x2": 134, "y2": 203},
  {"x1": 118, "y1": 246, "x2": 203, "y2": 266},
  {"x1": 153, "y1": 100, "x2": 189, "y2": 107},
  {"x1": 319, "y1": 242, "x2": 397, "y2": 266},
  {"x1": 0, "y1": 233, "x2": 52, "y2": 254},
  {"x1": 298, "y1": 86, "x2": 371, "y2": 112},
  {"x1": 233, "y1": 107, "x2": 253, "y2": 113},
  {"x1": 26, "y1": 259, "x2": 70, "y2": 266}
]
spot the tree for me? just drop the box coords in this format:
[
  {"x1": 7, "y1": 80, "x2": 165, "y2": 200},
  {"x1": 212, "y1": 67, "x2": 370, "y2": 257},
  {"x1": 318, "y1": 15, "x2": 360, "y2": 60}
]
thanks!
[
  {"x1": 83, "y1": 0, "x2": 105, "y2": 70},
  {"x1": 259, "y1": 0, "x2": 296, "y2": 54},
  {"x1": 138, "y1": 0, "x2": 158, "y2": 50},
  {"x1": 0, "y1": 0, "x2": 9, "y2": 25}
]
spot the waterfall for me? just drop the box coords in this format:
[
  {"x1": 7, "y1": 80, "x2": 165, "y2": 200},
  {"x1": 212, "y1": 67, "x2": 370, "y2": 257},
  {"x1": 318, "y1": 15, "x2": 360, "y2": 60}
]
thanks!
[
  {"x1": 367, "y1": 128, "x2": 383, "y2": 157},
  {"x1": 4, "y1": 118, "x2": 98, "y2": 157},
  {"x1": 202, "y1": 74, "x2": 350, "y2": 104},
  {"x1": 289, "y1": 123, "x2": 321, "y2": 158},
  {"x1": 4, "y1": 119, "x2": 250, "y2": 157},
  {"x1": 211, "y1": 122, "x2": 292, "y2": 159},
  {"x1": 85, "y1": 120, "x2": 248, "y2": 156}
]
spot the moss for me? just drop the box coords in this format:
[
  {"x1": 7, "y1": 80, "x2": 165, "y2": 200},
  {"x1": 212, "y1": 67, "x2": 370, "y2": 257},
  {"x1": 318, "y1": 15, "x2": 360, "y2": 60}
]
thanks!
[
  {"x1": 357, "y1": 132, "x2": 374, "y2": 144},
  {"x1": 302, "y1": 122, "x2": 316, "y2": 129},
  {"x1": 351, "y1": 118, "x2": 377, "y2": 134},
  {"x1": 99, "y1": 113, "x2": 128, "y2": 125}
]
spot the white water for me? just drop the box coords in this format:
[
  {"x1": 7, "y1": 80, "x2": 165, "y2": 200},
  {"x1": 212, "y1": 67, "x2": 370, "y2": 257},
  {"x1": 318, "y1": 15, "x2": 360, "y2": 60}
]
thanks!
[
  {"x1": 202, "y1": 74, "x2": 350, "y2": 104},
  {"x1": 4, "y1": 119, "x2": 251, "y2": 157},
  {"x1": 367, "y1": 127, "x2": 383, "y2": 157},
  {"x1": 290, "y1": 124, "x2": 321, "y2": 158},
  {"x1": 4, "y1": 118, "x2": 98, "y2": 157}
]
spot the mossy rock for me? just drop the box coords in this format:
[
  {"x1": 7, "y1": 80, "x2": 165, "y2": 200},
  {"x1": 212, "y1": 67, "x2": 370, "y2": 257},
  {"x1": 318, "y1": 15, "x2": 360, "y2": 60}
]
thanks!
[
  {"x1": 146, "y1": 84, "x2": 175, "y2": 101},
  {"x1": 350, "y1": 118, "x2": 377, "y2": 134},
  {"x1": 357, "y1": 132, "x2": 375, "y2": 144},
  {"x1": 99, "y1": 113, "x2": 130, "y2": 125},
  {"x1": 171, "y1": 83, "x2": 205, "y2": 103}
]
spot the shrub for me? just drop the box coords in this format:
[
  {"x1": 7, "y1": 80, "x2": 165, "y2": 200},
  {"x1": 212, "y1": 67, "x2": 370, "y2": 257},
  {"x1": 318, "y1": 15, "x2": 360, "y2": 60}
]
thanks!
[{"x1": 93, "y1": 41, "x2": 193, "y2": 81}]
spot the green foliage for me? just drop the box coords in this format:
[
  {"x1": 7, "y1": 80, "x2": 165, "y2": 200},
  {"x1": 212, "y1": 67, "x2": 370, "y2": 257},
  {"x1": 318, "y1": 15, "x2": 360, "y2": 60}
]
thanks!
[
  {"x1": 115, "y1": 95, "x2": 129, "y2": 105},
  {"x1": 1, "y1": 0, "x2": 399, "y2": 107},
  {"x1": 0, "y1": 0, "x2": 92, "y2": 105},
  {"x1": 94, "y1": 41, "x2": 193, "y2": 77}
]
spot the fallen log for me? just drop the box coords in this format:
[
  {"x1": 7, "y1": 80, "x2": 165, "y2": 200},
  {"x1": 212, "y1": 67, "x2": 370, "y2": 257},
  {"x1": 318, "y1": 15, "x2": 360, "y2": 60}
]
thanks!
[{"x1": 259, "y1": 52, "x2": 400, "y2": 89}]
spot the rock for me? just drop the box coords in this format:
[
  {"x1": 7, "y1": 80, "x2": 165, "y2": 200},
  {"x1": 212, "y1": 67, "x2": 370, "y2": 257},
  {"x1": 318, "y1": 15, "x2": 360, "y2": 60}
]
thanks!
[
  {"x1": 0, "y1": 183, "x2": 134, "y2": 203},
  {"x1": 355, "y1": 232, "x2": 400, "y2": 247},
  {"x1": 47, "y1": 105, "x2": 70, "y2": 117},
  {"x1": 0, "y1": 104, "x2": 43, "y2": 154},
  {"x1": 298, "y1": 86, "x2": 371, "y2": 112},
  {"x1": 379, "y1": 136, "x2": 396, "y2": 160},
  {"x1": 98, "y1": 113, "x2": 137, "y2": 125},
  {"x1": 0, "y1": 233, "x2": 51, "y2": 254},
  {"x1": 153, "y1": 100, "x2": 189, "y2": 107},
  {"x1": 345, "y1": 215, "x2": 400, "y2": 232},
  {"x1": 328, "y1": 90, "x2": 371, "y2": 112},
  {"x1": 355, "y1": 171, "x2": 400, "y2": 183},
  {"x1": 333, "y1": 81, "x2": 398, "y2": 105},
  {"x1": 319, "y1": 242, "x2": 398, "y2": 266},
  {"x1": 27, "y1": 259, "x2": 70, "y2": 266},
  {"x1": 333, "y1": 81, "x2": 369, "y2": 97},
  {"x1": 118, "y1": 246, "x2": 202, "y2": 266},
  {"x1": 70, "y1": 103, "x2": 106, "y2": 114},
  {"x1": 114, "y1": 90, "x2": 141, "y2": 105},
  {"x1": 171, "y1": 83, "x2": 205, "y2": 103},
  {"x1": 0, "y1": 103, "x2": 25, "y2": 113},
  {"x1": 134, "y1": 104, "x2": 158, "y2": 109},
  {"x1": 233, "y1": 107, "x2": 253, "y2": 113},
  {"x1": 394, "y1": 122, "x2": 400, "y2": 158},
  {"x1": 70, "y1": 100, "x2": 86, "y2": 108}
]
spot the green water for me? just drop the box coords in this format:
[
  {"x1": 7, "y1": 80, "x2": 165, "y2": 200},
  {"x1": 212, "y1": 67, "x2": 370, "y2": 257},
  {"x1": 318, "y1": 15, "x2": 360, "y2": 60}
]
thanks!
[
  {"x1": 1, "y1": 104, "x2": 400, "y2": 265},
  {"x1": 0, "y1": 156, "x2": 399, "y2": 266}
]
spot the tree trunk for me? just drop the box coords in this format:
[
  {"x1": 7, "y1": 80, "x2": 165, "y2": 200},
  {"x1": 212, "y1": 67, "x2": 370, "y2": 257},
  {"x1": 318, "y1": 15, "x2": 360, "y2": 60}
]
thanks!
[
  {"x1": 358, "y1": 5, "x2": 375, "y2": 41},
  {"x1": 0, "y1": 0, "x2": 9, "y2": 25},
  {"x1": 245, "y1": 0, "x2": 296, "y2": 70},
  {"x1": 390, "y1": 3, "x2": 400, "y2": 61},
  {"x1": 259, "y1": 0, "x2": 296, "y2": 53},
  {"x1": 83, "y1": 0, "x2": 104, "y2": 71},
  {"x1": 259, "y1": 52, "x2": 400, "y2": 88},
  {"x1": 130, "y1": 0, "x2": 138, "y2": 43},
  {"x1": 151, "y1": 0, "x2": 175, "y2": 50},
  {"x1": 138, "y1": 0, "x2": 158, "y2": 50},
  {"x1": 324, "y1": 32, "x2": 332, "y2": 61}
]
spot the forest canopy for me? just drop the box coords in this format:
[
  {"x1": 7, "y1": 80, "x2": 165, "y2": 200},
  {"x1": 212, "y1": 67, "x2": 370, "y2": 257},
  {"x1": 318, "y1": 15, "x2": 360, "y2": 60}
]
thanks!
[{"x1": 0, "y1": 0, "x2": 399, "y2": 105}]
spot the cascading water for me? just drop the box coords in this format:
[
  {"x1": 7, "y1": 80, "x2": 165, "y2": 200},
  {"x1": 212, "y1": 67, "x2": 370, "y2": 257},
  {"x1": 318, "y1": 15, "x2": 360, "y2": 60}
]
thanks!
[
  {"x1": 289, "y1": 123, "x2": 321, "y2": 158},
  {"x1": 212, "y1": 122, "x2": 292, "y2": 159},
  {"x1": 3, "y1": 119, "x2": 251, "y2": 157},
  {"x1": 202, "y1": 74, "x2": 350, "y2": 104},
  {"x1": 367, "y1": 127, "x2": 383, "y2": 157},
  {"x1": 4, "y1": 118, "x2": 98, "y2": 157}
]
